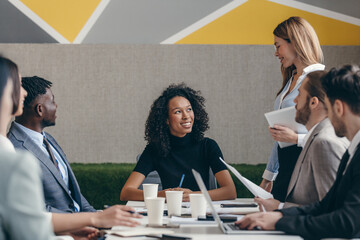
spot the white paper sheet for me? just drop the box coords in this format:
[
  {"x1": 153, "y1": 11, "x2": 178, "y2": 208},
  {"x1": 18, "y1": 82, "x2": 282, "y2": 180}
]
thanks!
[
  {"x1": 220, "y1": 158, "x2": 273, "y2": 199},
  {"x1": 264, "y1": 106, "x2": 307, "y2": 148},
  {"x1": 107, "y1": 226, "x2": 174, "y2": 237}
]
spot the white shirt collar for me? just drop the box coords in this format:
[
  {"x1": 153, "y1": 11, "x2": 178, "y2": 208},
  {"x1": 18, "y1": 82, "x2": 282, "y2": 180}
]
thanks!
[
  {"x1": 0, "y1": 135, "x2": 15, "y2": 152},
  {"x1": 302, "y1": 122, "x2": 320, "y2": 147},
  {"x1": 14, "y1": 122, "x2": 45, "y2": 147},
  {"x1": 349, "y1": 130, "x2": 360, "y2": 160}
]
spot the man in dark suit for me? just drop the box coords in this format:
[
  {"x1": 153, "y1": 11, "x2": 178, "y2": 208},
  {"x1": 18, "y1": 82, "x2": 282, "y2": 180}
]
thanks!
[
  {"x1": 8, "y1": 76, "x2": 96, "y2": 213},
  {"x1": 235, "y1": 65, "x2": 360, "y2": 239}
]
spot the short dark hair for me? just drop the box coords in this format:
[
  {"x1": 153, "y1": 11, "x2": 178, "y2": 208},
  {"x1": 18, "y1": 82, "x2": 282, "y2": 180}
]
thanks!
[
  {"x1": 321, "y1": 65, "x2": 360, "y2": 114},
  {"x1": 22, "y1": 76, "x2": 52, "y2": 107},
  {"x1": 304, "y1": 70, "x2": 327, "y2": 104},
  {"x1": 145, "y1": 83, "x2": 209, "y2": 157}
]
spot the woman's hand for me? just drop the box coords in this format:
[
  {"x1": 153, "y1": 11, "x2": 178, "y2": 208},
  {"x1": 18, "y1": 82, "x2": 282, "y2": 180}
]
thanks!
[
  {"x1": 167, "y1": 187, "x2": 193, "y2": 201},
  {"x1": 159, "y1": 188, "x2": 193, "y2": 201},
  {"x1": 91, "y1": 205, "x2": 142, "y2": 228},
  {"x1": 259, "y1": 179, "x2": 273, "y2": 192},
  {"x1": 268, "y1": 125, "x2": 298, "y2": 144}
]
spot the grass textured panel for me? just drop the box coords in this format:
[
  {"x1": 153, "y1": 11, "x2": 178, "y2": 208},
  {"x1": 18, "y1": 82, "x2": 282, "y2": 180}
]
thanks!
[{"x1": 70, "y1": 163, "x2": 266, "y2": 210}]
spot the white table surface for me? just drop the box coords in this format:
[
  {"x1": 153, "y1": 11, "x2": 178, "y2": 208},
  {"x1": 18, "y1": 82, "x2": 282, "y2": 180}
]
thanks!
[{"x1": 111, "y1": 199, "x2": 303, "y2": 240}]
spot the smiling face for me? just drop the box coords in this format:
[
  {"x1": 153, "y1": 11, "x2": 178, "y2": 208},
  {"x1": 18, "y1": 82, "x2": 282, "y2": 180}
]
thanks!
[
  {"x1": 167, "y1": 96, "x2": 194, "y2": 138},
  {"x1": 274, "y1": 35, "x2": 297, "y2": 68}
]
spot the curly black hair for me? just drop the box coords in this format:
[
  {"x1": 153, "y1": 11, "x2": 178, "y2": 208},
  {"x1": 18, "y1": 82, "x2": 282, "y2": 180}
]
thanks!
[{"x1": 145, "y1": 83, "x2": 209, "y2": 157}]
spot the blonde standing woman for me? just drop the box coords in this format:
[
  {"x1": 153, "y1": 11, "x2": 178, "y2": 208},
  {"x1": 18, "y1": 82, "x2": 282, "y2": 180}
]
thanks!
[{"x1": 260, "y1": 17, "x2": 324, "y2": 201}]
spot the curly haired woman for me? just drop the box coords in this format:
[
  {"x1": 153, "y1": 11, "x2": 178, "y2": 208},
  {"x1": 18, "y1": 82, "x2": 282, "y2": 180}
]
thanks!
[{"x1": 120, "y1": 83, "x2": 236, "y2": 201}]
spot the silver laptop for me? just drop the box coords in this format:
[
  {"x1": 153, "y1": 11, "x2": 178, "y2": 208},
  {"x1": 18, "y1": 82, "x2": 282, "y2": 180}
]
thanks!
[{"x1": 191, "y1": 169, "x2": 284, "y2": 235}]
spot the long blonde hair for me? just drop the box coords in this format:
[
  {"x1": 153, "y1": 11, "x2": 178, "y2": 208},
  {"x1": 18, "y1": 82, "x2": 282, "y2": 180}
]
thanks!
[{"x1": 274, "y1": 16, "x2": 323, "y2": 96}]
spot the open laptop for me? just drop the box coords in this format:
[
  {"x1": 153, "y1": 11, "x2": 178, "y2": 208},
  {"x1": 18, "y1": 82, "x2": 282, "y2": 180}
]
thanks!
[{"x1": 191, "y1": 169, "x2": 284, "y2": 235}]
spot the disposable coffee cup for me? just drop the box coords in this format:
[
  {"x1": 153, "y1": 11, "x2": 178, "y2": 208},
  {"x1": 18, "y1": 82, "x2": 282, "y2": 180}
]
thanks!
[
  {"x1": 143, "y1": 184, "x2": 158, "y2": 207},
  {"x1": 189, "y1": 193, "x2": 206, "y2": 218},
  {"x1": 146, "y1": 197, "x2": 165, "y2": 226},
  {"x1": 165, "y1": 191, "x2": 183, "y2": 217}
]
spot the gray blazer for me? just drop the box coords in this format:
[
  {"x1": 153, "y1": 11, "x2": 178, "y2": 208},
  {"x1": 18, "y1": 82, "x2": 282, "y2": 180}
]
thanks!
[
  {"x1": 7, "y1": 122, "x2": 96, "y2": 213},
  {"x1": 0, "y1": 151, "x2": 54, "y2": 240},
  {"x1": 284, "y1": 118, "x2": 349, "y2": 207}
]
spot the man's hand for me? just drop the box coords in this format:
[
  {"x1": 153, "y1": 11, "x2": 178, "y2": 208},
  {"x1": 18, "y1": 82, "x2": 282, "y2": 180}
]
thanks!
[
  {"x1": 254, "y1": 197, "x2": 281, "y2": 212},
  {"x1": 235, "y1": 212, "x2": 283, "y2": 230}
]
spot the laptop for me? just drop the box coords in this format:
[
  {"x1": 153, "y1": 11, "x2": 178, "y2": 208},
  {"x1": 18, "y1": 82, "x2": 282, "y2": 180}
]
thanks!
[{"x1": 191, "y1": 169, "x2": 284, "y2": 235}]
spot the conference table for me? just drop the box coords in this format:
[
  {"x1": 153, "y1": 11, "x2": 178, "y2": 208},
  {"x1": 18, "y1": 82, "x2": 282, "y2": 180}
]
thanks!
[{"x1": 104, "y1": 198, "x2": 303, "y2": 240}]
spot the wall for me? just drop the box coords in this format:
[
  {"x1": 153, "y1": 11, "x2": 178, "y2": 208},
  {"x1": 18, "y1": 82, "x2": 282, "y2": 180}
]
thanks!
[{"x1": 1, "y1": 44, "x2": 358, "y2": 164}]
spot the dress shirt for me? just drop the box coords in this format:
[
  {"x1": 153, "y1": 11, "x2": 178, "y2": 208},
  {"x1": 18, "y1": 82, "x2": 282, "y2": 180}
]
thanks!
[
  {"x1": 263, "y1": 63, "x2": 325, "y2": 181},
  {"x1": 14, "y1": 122, "x2": 79, "y2": 212},
  {"x1": 344, "y1": 130, "x2": 360, "y2": 174}
]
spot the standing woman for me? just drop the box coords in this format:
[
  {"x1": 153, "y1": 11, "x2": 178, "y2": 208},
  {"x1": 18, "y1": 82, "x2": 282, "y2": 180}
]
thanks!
[
  {"x1": 121, "y1": 83, "x2": 236, "y2": 201},
  {"x1": 260, "y1": 17, "x2": 324, "y2": 201}
]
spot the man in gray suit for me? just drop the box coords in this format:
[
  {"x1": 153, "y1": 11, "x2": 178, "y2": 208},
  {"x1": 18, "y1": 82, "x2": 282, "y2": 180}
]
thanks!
[
  {"x1": 256, "y1": 71, "x2": 349, "y2": 211},
  {"x1": 8, "y1": 76, "x2": 96, "y2": 213}
]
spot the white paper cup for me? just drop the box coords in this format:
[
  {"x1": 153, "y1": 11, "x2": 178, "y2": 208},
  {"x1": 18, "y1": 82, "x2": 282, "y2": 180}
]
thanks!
[
  {"x1": 165, "y1": 191, "x2": 183, "y2": 217},
  {"x1": 146, "y1": 197, "x2": 165, "y2": 226},
  {"x1": 143, "y1": 184, "x2": 158, "y2": 207},
  {"x1": 189, "y1": 193, "x2": 206, "y2": 218}
]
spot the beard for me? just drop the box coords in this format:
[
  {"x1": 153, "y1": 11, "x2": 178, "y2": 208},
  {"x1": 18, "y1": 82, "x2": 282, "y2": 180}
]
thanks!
[
  {"x1": 295, "y1": 98, "x2": 311, "y2": 125},
  {"x1": 332, "y1": 114, "x2": 347, "y2": 137}
]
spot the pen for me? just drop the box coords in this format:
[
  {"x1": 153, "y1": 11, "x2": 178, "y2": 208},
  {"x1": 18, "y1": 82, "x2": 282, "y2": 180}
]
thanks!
[{"x1": 178, "y1": 174, "x2": 185, "y2": 188}]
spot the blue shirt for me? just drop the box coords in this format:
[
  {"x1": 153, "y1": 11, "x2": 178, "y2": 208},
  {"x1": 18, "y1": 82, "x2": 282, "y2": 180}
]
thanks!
[
  {"x1": 14, "y1": 122, "x2": 80, "y2": 212},
  {"x1": 263, "y1": 64, "x2": 325, "y2": 181}
]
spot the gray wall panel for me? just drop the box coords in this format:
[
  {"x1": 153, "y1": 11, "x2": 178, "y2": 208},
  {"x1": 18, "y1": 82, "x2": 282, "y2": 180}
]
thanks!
[
  {"x1": 83, "y1": 0, "x2": 232, "y2": 43},
  {"x1": 0, "y1": 1, "x2": 57, "y2": 43},
  {"x1": 296, "y1": 0, "x2": 360, "y2": 18},
  {"x1": 0, "y1": 44, "x2": 359, "y2": 164}
]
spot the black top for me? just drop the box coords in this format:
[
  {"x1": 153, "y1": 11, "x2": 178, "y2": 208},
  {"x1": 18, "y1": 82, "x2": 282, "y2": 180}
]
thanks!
[
  {"x1": 134, "y1": 134, "x2": 227, "y2": 190},
  {"x1": 272, "y1": 145, "x2": 302, "y2": 201}
]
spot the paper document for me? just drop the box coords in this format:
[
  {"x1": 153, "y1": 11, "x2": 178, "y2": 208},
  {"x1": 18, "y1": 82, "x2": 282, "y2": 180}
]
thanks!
[
  {"x1": 106, "y1": 226, "x2": 174, "y2": 237},
  {"x1": 264, "y1": 106, "x2": 307, "y2": 148},
  {"x1": 170, "y1": 216, "x2": 217, "y2": 225},
  {"x1": 220, "y1": 158, "x2": 273, "y2": 199}
]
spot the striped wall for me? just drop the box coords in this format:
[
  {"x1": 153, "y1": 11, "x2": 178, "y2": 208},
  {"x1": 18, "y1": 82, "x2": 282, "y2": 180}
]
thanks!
[{"x1": 1, "y1": 0, "x2": 359, "y2": 45}]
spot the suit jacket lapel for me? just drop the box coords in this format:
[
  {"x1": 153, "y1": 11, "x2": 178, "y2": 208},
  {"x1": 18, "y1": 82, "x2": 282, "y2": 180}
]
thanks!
[
  {"x1": 286, "y1": 119, "x2": 330, "y2": 198},
  {"x1": 45, "y1": 133, "x2": 82, "y2": 206},
  {"x1": 11, "y1": 124, "x2": 70, "y2": 196}
]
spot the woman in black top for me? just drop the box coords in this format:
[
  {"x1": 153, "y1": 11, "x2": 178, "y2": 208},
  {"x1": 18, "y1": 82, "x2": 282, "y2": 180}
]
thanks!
[{"x1": 120, "y1": 83, "x2": 236, "y2": 201}]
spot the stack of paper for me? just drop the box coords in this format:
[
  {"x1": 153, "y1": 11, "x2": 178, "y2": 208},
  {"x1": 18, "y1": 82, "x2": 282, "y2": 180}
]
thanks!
[{"x1": 264, "y1": 106, "x2": 307, "y2": 148}]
